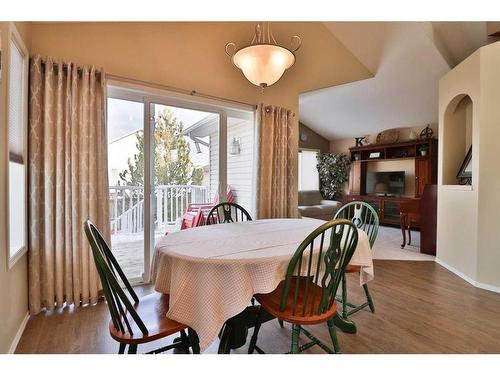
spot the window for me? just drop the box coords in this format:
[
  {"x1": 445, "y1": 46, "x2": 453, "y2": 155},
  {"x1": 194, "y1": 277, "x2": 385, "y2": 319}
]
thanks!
[
  {"x1": 298, "y1": 149, "x2": 320, "y2": 191},
  {"x1": 5, "y1": 25, "x2": 28, "y2": 267}
]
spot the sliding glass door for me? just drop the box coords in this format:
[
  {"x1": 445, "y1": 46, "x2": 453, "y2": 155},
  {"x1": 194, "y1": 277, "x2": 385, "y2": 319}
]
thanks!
[
  {"x1": 107, "y1": 97, "x2": 146, "y2": 280},
  {"x1": 226, "y1": 109, "x2": 256, "y2": 217},
  {"x1": 107, "y1": 85, "x2": 255, "y2": 283},
  {"x1": 149, "y1": 102, "x2": 222, "y2": 254}
]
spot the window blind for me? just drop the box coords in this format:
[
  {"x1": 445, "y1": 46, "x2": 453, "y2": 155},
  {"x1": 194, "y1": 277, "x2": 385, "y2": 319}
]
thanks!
[{"x1": 8, "y1": 38, "x2": 25, "y2": 163}]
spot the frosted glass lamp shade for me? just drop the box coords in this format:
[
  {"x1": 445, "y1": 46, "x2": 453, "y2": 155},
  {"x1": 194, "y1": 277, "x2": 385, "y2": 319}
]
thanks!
[{"x1": 232, "y1": 44, "x2": 295, "y2": 88}]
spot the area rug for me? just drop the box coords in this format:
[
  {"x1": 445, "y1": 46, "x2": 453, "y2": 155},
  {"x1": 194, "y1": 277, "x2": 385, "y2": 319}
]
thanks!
[{"x1": 372, "y1": 226, "x2": 434, "y2": 261}]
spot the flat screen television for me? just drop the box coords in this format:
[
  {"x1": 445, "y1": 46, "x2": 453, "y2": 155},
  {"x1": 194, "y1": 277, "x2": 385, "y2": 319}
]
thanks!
[{"x1": 366, "y1": 171, "x2": 405, "y2": 197}]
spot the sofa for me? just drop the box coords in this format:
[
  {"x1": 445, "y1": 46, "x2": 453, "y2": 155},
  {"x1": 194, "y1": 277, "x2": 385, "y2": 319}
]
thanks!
[{"x1": 298, "y1": 190, "x2": 342, "y2": 221}]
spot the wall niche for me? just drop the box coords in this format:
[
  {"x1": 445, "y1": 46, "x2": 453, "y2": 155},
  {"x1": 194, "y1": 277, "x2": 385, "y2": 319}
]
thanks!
[{"x1": 442, "y1": 94, "x2": 473, "y2": 185}]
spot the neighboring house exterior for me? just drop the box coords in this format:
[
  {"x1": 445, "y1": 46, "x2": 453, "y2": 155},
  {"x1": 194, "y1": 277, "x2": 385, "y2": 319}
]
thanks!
[
  {"x1": 181, "y1": 111, "x2": 255, "y2": 215},
  {"x1": 108, "y1": 129, "x2": 142, "y2": 186},
  {"x1": 108, "y1": 127, "x2": 211, "y2": 187}
]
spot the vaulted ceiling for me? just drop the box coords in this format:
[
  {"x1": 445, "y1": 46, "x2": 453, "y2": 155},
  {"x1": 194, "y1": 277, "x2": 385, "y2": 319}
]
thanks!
[{"x1": 299, "y1": 22, "x2": 491, "y2": 140}]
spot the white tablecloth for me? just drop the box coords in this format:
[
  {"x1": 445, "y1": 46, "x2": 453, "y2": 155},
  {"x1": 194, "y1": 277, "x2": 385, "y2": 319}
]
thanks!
[{"x1": 151, "y1": 218, "x2": 373, "y2": 351}]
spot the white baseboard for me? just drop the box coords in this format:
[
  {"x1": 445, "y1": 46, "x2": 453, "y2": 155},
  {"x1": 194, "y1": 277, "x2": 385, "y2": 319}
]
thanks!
[
  {"x1": 435, "y1": 257, "x2": 500, "y2": 294},
  {"x1": 8, "y1": 312, "x2": 29, "y2": 354}
]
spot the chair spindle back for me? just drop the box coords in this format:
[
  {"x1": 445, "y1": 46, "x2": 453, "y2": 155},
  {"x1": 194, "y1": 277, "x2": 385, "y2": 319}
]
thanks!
[
  {"x1": 84, "y1": 220, "x2": 148, "y2": 337},
  {"x1": 206, "y1": 202, "x2": 252, "y2": 225},
  {"x1": 334, "y1": 201, "x2": 379, "y2": 247},
  {"x1": 279, "y1": 219, "x2": 359, "y2": 317}
]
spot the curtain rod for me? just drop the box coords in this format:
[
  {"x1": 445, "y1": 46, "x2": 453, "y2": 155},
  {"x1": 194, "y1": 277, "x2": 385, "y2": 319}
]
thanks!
[
  {"x1": 106, "y1": 73, "x2": 258, "y2": 110},
  {"x1": 38, "y1": 59, "x2": 104, "y2": 75},
  {"x1": 35, "y1": 60, "x2": 294, "y2": 116}
]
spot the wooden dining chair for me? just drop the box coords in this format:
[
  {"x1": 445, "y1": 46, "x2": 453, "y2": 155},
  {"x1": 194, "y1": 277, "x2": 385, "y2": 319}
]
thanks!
[
  {"x1": 334, "y1": 201, "x2": 379, "y2": 318},
  {"x1": 399, "y1": 200, "x2": 421, "y2": 249},
  {"x1": 248, "y1": 219, "x2": 359, "y2": 354},
  {"x1": 84, "y1": 219, "x2": 200, "y2": 354},
  {"x1": 206, "y1": 202, "x2": 252, "y2": 225}
]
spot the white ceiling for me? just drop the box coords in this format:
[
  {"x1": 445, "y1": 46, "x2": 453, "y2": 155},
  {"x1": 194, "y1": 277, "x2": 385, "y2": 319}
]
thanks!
[
  {"x1": 431, "y1": 22, "x2": 487, "y2": 67},
  {"x1": 299, "y1": 22, "x2": 487, "y2": 140}
]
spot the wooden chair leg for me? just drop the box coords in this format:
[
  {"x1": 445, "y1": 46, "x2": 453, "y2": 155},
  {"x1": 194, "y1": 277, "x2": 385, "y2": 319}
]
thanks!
[
  {"x1": 341, "y1": 273, "x2": 348, "y2": 319},
  {"x1": 400, "y1": 216, "x2": 407, "y2": 249},
  {"x1": 291, "y1": 324, "x2": 300, "y2": 354},
  {"x1": 127, "y1": 344, "x2": 137, "y2": 354},
  {"x1": 327, "y1": 318, "x2": 341, "y2": 354},
  {"x1": 118, "y1": 343, "x2": 126, "y2": 354},
  {"x1": 363, "y1": 284, "x2": 375, "y2": 313},
  {"x1": 408, "y1": 226, "x2": 412, "y2": 246}
]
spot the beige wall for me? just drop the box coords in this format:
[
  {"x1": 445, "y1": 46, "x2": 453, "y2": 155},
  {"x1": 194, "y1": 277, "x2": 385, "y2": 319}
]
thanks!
[
  {"x1": 299, "y1": 122, "x2": 329, "y2": 153},
  {"x1": 437, "y1": 41, "x2": 500, "y2": 290},
  {"x1": 329, "y1": 137, "x2": 355, "y2": 154},
  {"x1": 0, "y1": 22, "x2": 31, "y2": 354},
  {"x1": 475, "y1": 43, "x2": 500, "y2": 288},
  {"x1": 436, "y1": 47, "x2": 480, "y2": 280},
  {"x1": 437, "y1": 47, "x2": 479, "y2": 284}
]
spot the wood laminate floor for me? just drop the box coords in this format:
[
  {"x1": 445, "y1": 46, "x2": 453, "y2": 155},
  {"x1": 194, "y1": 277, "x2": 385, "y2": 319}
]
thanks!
[{"x1": 15, "y1": 260, "x2": 500, "y2": 354}]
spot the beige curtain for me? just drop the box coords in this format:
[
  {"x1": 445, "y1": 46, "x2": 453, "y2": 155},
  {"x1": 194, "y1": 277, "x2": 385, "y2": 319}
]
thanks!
[
  {"x1": 257, "y1": 104, "x2": 298, "y2": 219},
  {"x1": 28, "y1": 56, "x2": 109, "y2": 314}
]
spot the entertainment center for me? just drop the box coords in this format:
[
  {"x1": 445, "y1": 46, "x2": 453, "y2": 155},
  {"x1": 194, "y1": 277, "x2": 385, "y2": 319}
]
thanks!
[{"x1": 345, "y1": 138, "x2": 438, "y2": 227}]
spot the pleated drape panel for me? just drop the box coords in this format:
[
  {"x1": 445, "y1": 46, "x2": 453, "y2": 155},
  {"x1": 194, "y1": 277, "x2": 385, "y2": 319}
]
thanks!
[
  {"x1": 257, "y1": 104, "x2": 298, "y2": 219},
  {"x1": 28, "y1": 56, "x2": 110, "y2": 314}
]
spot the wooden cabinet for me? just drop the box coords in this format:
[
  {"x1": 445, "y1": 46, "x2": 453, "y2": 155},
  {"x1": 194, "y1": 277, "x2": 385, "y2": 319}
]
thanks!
[
  {"x1": 346, "y1": 139, "x2": 437, "y2": 254},
  {"x1": 349, "y1": 161, "x2": 366, "y2": 195},
  {"x1": 420, "y1": 185, "x2": 437, "y2": 255},
  {"x1": 348, "y1": 139, "x2": 438, "y2": 198},
  {"x1": 381, "y1": 199, "x2": 404, "y2": 225},
  {"x1": 415, "y1": 158, "x2": 430, "y2": 197},
  {"x1": 345, "y1": 195, "x2": 420, "y2": 227},
  {"x1": 349, "y1": 139, "x2": 437, "y2": 164},
  {"x1": 414, "y1": 141, "x2": 438, "y2": 197}
]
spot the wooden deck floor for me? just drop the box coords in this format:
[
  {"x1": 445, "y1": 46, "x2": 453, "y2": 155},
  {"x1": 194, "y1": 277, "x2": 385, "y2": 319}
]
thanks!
[
  {"x1": 15, "y1": 260, "x2": 500, "y2": 354},
  {"x1": 111, "y1": 227, "x2": 179, "y2": 279},
  {"x1": 112, "y1": 239, "x2": 144, "y2": 279}
]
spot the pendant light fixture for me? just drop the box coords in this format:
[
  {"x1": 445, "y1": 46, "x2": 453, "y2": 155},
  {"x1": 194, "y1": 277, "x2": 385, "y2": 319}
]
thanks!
[{"x1": 225, "y1": 22, "x2": 301, "y2": 89}]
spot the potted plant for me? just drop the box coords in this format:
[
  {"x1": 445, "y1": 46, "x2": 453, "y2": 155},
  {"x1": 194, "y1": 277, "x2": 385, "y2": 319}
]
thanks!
[
  {"x1": 419, "y1": 144, "x2": 429, "y2": 157},
  {"x1": 316, "y1": 153, "x2": 351, "y2": 200}
]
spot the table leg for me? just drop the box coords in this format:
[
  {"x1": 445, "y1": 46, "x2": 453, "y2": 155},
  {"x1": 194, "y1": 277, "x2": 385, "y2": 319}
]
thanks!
[
  {"x1": 217, "y1": 305, "x2": 275, "y2": 353},
  {"x1": 333, "y1": 313, "x2": 357, "y2": 334},
  {"x1": 217, "y1": 323, "x2": 233, "y2": 354}
]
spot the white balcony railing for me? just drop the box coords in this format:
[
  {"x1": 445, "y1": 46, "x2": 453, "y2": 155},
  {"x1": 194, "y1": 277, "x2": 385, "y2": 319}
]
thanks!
[{"x1": 109, "y1": 185, "x2": 209, "y2": 235}]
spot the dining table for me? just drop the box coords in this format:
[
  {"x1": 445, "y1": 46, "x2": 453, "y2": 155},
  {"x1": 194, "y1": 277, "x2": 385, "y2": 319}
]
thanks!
[{"x1": 151, "y1": 217, "x2": 374, "y2": 353}]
